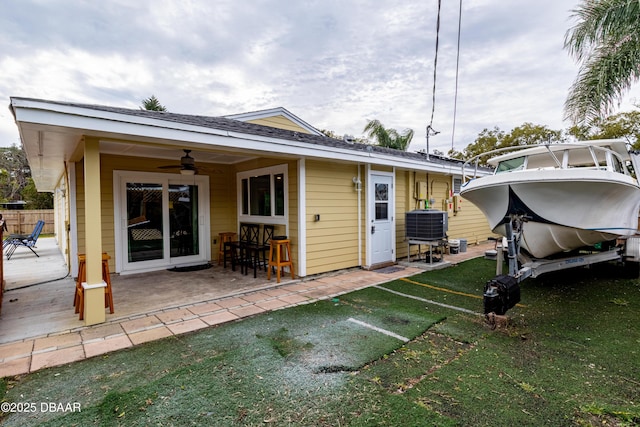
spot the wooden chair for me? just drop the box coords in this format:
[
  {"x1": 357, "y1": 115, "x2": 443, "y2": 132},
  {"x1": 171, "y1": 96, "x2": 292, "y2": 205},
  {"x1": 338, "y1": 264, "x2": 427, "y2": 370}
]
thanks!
[
  {"x1": 218, "y1": 232, "x2": 237, "y2": 265},
  {"x1": 228, "y1": 224, "x2": 260, "y2": 276},
  {"x1": 267, "y1": 238, "x2": 295, "y2": 283},
  {"x1": 74, "y1": 253, "x2": 114, "y2": 320},
  {"x1": 4, "y1": 220, "x2": 45, "y2": 260},
  {"x1": 257, "y1": 225, "x2": 275, "y2": 271},
  {"x1": 243, "y1": 224, "x2": 275, "y2": 277}
]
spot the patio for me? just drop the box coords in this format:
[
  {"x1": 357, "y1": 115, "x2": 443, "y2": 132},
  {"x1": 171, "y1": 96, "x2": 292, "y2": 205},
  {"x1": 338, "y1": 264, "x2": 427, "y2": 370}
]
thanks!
[
  {"x1": 0, "y1": 237, "x2": 302, "y2": 344},
  {"x1": 0, "y1": 237, "x2": 491, "y2": 377}
]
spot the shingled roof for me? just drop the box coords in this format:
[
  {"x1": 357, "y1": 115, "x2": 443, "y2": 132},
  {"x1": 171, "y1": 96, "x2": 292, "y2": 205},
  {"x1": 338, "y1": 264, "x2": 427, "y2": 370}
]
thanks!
[{"x1": 14, "y1": 97, "x2": 467, "y2": 170}]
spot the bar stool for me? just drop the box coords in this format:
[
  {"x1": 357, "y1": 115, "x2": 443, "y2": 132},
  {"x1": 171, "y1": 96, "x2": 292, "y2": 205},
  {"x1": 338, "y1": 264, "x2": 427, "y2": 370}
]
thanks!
[
  {"x1": 267, "y1": 238, "x2": 295, "y2": 283},
  {"x1": 75, "y1": 252, "x2": 114, "y2": 320},
  {"x1": 218, "y1": 232, "x2": 237, "y2": 266}
]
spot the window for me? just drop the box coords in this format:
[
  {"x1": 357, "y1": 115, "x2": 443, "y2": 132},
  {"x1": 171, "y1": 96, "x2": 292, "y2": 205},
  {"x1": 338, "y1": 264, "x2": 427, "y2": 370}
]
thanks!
[
  {"x1": 238, "y1": 165, "x2": 287, "y2": 223},
  {"x1": 375, "y1": 183, "x2": 389, "y2": 220},
  {"x1": 453, "y1": 177, "x2": 462, "y2": 195},
  {"x1": 496, "y1": 156, "x2": 525, "y2": 174}
]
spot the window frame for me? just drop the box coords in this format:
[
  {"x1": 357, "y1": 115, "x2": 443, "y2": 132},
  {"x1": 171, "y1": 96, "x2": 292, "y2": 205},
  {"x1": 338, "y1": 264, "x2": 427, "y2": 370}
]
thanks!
[
  {"x1": 237, "y1": 164, "x2": 288, "y2": 225},
  {"x1": 452, "y1": 177, "x2": 462, "y2": 195}
]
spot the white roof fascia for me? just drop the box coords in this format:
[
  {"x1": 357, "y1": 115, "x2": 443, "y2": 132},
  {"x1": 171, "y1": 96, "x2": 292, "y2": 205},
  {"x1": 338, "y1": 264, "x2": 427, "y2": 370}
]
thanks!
[{"x1": 11, "y1": 98, "x2": 230, "y2": 138}]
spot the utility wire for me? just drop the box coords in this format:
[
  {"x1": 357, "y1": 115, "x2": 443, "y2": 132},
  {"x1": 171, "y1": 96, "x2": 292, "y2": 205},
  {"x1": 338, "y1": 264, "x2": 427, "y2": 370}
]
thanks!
[
  {"x1": 451, "y1": 0, "x2": 463, "y2": 151},
  {"x1": 429, "y1": 0, "x2": 442, "y2": 130}
]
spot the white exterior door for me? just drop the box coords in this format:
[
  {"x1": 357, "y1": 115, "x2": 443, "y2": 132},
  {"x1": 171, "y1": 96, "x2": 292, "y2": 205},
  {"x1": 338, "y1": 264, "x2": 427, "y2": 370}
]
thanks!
[{"x1": 369, "y1": 172, "x2": 394, "y2": 266}]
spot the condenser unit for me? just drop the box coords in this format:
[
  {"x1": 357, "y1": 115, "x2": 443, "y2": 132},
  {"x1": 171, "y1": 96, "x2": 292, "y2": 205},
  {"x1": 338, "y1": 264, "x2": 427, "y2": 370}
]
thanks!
[{"x1": 405, "y1": 209, "x2": 448, "y2": 241}]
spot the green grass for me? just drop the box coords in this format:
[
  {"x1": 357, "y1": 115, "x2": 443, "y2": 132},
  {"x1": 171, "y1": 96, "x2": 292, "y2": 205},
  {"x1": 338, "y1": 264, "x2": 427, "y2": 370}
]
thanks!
[{"x1": 1, "y1": 258, "x2": 639, "y2": 426}]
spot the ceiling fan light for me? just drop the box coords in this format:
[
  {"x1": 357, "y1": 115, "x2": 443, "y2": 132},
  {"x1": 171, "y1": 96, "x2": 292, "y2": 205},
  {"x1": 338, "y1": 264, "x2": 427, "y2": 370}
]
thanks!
[{"x1": 180, "y1": 168, "x2": 196, "y2": 175}]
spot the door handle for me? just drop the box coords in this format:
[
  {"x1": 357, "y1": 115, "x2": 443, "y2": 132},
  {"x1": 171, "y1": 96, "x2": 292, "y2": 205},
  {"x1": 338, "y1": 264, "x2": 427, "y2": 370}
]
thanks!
[{"x1": 371, "y1": 225, "x2": 375, "y2": 234}]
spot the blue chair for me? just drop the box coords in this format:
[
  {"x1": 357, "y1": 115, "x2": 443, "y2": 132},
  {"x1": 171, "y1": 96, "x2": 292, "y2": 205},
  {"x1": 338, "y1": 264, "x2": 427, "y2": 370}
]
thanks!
[{"x1": 3, "y1": 220, "x2": 45, "y2": 260}]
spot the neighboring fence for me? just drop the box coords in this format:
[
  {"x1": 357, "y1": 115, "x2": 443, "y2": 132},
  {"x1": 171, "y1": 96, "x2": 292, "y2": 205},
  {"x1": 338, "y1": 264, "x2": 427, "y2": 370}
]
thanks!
[{"x1": 0, "y1": 210, "x2": 55, "y2": 235}]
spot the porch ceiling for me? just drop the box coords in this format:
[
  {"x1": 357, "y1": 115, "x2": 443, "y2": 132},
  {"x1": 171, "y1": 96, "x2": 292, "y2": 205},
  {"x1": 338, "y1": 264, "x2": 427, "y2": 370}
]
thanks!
[{"x1": 98, "y1": 140, "x2": 257, "y2": 167}]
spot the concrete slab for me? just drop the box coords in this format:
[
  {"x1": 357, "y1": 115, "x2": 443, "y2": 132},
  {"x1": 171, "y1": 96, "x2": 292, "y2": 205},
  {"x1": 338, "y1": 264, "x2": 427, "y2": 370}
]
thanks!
[{"x1": 84, "y1": 335, "x2": 133, "y2": 359}]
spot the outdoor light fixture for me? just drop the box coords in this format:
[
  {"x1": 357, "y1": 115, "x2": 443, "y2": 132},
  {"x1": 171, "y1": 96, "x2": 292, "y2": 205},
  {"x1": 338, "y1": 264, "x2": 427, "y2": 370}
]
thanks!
[{"x1": 352, "y1": 176, "x2": 362, "y2": 191}]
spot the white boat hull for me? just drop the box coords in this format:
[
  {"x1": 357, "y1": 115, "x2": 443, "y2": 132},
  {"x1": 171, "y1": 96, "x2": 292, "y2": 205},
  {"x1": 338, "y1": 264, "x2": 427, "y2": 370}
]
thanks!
[{"x1": 461, "y1": 169, "x2": 640, "y2": 258}]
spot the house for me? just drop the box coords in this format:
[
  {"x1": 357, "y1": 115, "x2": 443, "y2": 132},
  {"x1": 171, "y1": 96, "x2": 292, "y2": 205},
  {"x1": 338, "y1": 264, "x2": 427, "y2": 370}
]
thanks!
[{"x1": 9, "y1": 97, "x2": 493, "y2": 325}]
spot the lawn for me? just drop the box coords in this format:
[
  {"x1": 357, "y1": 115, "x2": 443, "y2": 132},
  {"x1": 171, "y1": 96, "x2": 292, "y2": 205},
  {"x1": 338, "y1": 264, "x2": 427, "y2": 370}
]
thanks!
[{"x1": 1, "y1": 258, "x2": 639, "y2": 426}]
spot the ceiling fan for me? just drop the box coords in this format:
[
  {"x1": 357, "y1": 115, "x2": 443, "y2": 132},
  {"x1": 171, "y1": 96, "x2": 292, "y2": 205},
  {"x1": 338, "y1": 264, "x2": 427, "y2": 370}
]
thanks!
[{"x1": 158, "y1": 149, "x2": 197, "y2": 175}]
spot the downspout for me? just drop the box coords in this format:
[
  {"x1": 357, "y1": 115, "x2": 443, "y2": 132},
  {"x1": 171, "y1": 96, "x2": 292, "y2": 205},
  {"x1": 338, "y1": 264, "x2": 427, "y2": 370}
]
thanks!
[{"x1": 356, "y1": 163, "x2": 362, "y2": 267}]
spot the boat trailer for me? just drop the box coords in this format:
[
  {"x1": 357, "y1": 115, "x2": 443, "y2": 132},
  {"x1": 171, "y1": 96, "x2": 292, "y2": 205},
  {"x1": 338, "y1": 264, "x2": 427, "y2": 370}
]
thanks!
[{"x1": 483, "y1": 216, "x2": 640, "y2": 315}]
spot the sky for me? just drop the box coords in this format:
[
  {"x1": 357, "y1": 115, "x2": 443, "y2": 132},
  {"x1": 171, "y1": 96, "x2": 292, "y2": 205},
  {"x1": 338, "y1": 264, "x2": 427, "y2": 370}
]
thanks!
[{"x1": 2, "y1": 0, "x2": 640, "y2": 155}]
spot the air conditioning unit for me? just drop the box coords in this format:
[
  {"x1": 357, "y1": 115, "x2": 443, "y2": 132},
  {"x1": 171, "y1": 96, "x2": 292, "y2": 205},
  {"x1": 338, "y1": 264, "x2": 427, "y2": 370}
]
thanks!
[{"x1": 405, "y1": 209, "x2": 448, "y2": 241}]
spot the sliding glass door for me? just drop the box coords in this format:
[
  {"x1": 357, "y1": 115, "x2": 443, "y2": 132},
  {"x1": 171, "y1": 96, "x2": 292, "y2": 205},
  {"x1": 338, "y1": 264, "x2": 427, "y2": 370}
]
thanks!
[
  {"x1": 115, "y1": 171, "x2": 209, "y2": 273},
  {"x1": 169, "y1": 184, "x2": 199, "y2": 258}
]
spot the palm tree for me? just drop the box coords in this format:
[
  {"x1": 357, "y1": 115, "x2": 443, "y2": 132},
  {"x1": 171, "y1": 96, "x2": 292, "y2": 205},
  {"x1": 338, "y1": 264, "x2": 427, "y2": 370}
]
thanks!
[
  {"x1": 564, "y1": 0, "x2": 640, "y2": 125},
  {"x1": 363, "y1": 119, "x2": 414, "y2": 151},
  {"x1": 141, "y1": 95, "x2": 167, "y2": 112}
]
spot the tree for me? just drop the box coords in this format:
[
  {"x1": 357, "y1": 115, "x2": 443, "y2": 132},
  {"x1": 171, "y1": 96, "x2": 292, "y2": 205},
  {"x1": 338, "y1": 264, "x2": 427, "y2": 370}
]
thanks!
[
  {"x1": 0, "y1": 144, "x2": 53, "y2": 208},
  {"x1": 0, "y1": 144, "x2": 30, "y2": 202},
  {"x1": 564, "y1": 0, "x2": 640, "y2": 125},
  {"x1": 450, "y1": 123, "x2": 564, "y2": 166},
  {"x1": 568, "y1": 110, "x2": 640, "y2": 148},
  {"x1": 141, "y1": 95, "x2": 167, "y2": 112},
  {"x1": 22, "y1": 177, "x2": 53, "y2": 209},
  {"x1": 320, "y1": 129, "x2": 367, "y2": 143},
  {"x1": 500, "y1": 123, "x2": 564, "y2": 147},
  {"x1": 363, "y1": 119, "x2": 414, "y2": 151}
]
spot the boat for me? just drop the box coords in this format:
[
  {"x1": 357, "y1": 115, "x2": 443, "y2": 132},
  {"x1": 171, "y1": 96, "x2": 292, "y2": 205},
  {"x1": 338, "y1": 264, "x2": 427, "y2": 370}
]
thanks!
[{"x1": 460, "y1": 139, "x2": 640, "y2": 259}]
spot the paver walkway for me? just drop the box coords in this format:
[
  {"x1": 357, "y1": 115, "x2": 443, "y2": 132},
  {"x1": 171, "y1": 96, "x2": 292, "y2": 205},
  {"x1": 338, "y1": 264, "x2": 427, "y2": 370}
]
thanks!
[{"x1": 0, "y1": 242, "x2": 491, "y2": 377}]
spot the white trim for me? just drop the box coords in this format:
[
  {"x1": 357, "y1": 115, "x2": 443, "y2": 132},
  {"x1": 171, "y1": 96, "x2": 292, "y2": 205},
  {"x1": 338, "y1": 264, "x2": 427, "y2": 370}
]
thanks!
[
  {"x1": 365, "y1": 165, "x2": 371, "y2": 267},
  {"x1": 224, "y1": 107, "x2": 323, "y2": 136},
  {"x1": 392, "y1": 167, "x2": 397, "y2": 262},
  {"x1": 236, "y1": 164, "x2": 288, "y2": 225},
  {"x1": 82, "y1": 281, "x2": 107, "y2": 290},
  {"x1": 69, "y1": 162, "x2": 79, "y2": 277},
  {"x1": 297, "y1": 158, "x2": 306, "y2": 277},
  {"x1": 366, "y1": 168, "x2": 395, "y2": 266},
  {"x1": 113, "y1": 170, "x2": 210, "y2": 274}
]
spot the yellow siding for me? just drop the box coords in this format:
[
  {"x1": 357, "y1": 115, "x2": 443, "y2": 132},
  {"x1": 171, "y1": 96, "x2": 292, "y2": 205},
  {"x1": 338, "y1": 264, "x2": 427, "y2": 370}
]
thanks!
[
  {"x1": 395, "y1": 170, "x2": 410, "y2": 259},
  {"x1": 394, "y1": 171, "x2": 494, "y2": 260},
  {"x1": 72, "y1": 145, "x2": 492, "y2": 277},
  {"x1": 448, "y1": 199, "x2": 494, "y2": 245},
  {"x1": 305, "y1": 160, "x2": 360, "y2": 275},
  {"x1": 247, "y1": 116, "x2": 312, "y2": 134}
]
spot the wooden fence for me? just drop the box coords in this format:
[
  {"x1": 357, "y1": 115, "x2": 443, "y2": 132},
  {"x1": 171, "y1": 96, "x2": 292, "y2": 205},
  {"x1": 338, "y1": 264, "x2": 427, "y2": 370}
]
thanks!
[{"x1": 0, "y1": 210, "x2": 55, "y2": 235}]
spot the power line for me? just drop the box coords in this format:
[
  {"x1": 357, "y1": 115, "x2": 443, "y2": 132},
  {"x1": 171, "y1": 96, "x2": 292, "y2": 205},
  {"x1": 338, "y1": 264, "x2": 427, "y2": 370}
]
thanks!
[
  {"x1": 428, "y1": 0, "x2": 441, "y2": 130},
  {"x1": 451, "y1": 0, "x2": 463, "y2": 151}
]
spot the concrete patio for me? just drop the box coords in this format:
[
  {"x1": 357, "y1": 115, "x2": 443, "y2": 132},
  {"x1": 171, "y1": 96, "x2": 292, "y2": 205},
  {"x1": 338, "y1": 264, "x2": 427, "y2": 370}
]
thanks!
[{"x1": 0, "y1": 237, "x2": 492, "y2": 378}]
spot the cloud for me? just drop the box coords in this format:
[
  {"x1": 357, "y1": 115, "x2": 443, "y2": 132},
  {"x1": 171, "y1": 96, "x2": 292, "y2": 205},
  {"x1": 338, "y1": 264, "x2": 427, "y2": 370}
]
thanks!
[{"x1": 1, "y1": 0, "x2": 639, "y2": 153}]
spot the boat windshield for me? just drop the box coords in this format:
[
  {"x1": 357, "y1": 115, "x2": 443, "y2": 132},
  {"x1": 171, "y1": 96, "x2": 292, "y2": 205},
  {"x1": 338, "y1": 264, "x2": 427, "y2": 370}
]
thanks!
[{"x1": 495, "y1": 156, "x2": 525, "y2": 174}]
